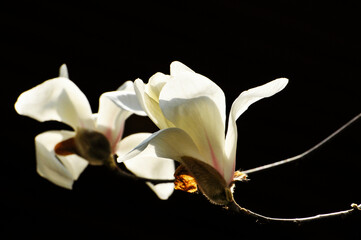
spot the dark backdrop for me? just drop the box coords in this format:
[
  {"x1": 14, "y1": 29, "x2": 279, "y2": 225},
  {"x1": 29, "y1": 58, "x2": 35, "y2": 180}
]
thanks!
[{"x1": 2, "y1": 1, "x2": 361, "y2": 239}]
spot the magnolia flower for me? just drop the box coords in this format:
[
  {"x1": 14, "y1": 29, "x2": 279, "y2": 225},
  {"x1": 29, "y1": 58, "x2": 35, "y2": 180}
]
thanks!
[
  {"x1": 115, "y1": 61, "x2": 288, "y2": 205},
  {"x1": 15, "y1": 65, "x2": 175, "y2": 199}
]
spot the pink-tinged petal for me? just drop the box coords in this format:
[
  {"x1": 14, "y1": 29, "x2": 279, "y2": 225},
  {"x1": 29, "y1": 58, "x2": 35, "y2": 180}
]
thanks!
[
  {"x1": 35, "y1": 130, "x2": 88, "y2": 189},
  {"x1": 224, "y1": 78, "x2": 289, "y2": 184},
  {"x1": 206, "y1": 135, "x2": 222, "y2": 175},
  {"x1": 97, "y1": 94, "x2": 131, "y2": 153},
  {"x1": 118, "y1": 128, "x2": 232, "y2": 205},
  {"x1": 15, "y1": 67, "x2": 93, "y2": 130},
  {"x1": 98, "y1": 81, "x2": 149, "y2": 152},
  {"x1": 159, "y1": 87, "x2": 225, "y2": 175}
]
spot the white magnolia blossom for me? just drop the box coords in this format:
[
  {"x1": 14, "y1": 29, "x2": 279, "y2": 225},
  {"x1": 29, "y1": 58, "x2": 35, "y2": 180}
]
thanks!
[
  {"x1": 116, "y1": 61, "x2": 288, "y2": 205},
  {"x1": 15, "y1": 65, "x2": 175, "y2": 200}
]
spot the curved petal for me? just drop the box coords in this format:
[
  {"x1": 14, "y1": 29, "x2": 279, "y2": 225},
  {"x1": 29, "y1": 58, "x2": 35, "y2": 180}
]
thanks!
[
  {"x1": 118, "y1": 128, "x2": 202, "y2": 165},
  {"x1": 35, "y1": 130, "x2": 88, "y2": 189},
  {"x1": 170, "y1": 61, "x2": 195, "y2": 76},
  {"x1": 97, "y1": 81, "x2": 146, "y2": 152},
  {"x1": 116, "y1": 133, "x2": 175, "y2": 200},
  {"x1": 125, "y1": 153, "x2": 175, "y2": 200},
  {"x1": 118, "y1": 128, "x2": 232, "y2": 204},
  {"x1": 134, "y1": 78, "x2": 174, "y2": 129},
  {"x1": 59, "y1": 64, "x2": 69, "y2": 78},
  {"x1": 146, "y1": 72, "x2": 169, "y2": 102},
  {"x1": 224, "y1": 78, "x2": 289, "y2": 183},
  {"x1": 116, "y1": 132, "x2": 154, "y2": 157},
  {"x1": 103, "y1": 81, "x2": 147, "y2": 117},
  {"x1": 159, "y1": 82, "x2": 226, "y2": 175},
  {"x1": 96, "y1": 96, "x2": 130, "y2": 153},
  {"x1": 15, "y1": 77, "x2": 93, "y2": 130},
  {"x1": 166, "y1": 62, "x2": 226, "y2": 126}
]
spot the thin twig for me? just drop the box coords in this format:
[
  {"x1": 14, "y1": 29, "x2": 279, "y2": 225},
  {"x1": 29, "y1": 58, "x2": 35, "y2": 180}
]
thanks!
[
  {"x1": 243, "y1": 112, "x2": 361, "y2": 175},
  {"x1": 104, "y1": 156, "x2": 175, "y2": 184},
  {"x1": 229, "y1": 201, "x2": 361, "y2": 224}
]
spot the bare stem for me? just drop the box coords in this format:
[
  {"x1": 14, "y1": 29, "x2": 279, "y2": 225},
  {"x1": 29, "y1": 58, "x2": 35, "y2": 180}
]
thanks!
[
  {"x1": 105, "y1": 156, "x2": 175, "y2": 184},
  {"x1": 229, "y1": 201, "x2": 361, "y2": 224},
  {"x1": 243, "y1": 112, "x2": 361, "y2": 175}
]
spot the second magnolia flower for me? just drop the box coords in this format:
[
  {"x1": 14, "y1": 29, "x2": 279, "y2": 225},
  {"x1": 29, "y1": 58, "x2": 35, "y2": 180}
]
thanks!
[
  {"x1": 14, "y1": 65, "x2": 175, "y2": 200},
  {"x1": 113, "y1": 61, "x2": 289, "y2": 205}
]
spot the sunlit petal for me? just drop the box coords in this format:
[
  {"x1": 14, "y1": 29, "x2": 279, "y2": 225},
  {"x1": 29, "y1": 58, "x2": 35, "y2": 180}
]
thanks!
[
  {"x1": 118, "y1": 128, "x2": 202, "y2": 164},
  {"x1": 35, "y1": 130, "x2": 88, "y2": 189},
  {"x1": 134, "y1": 78, "x2": 174, "y2": 129},
  {"x1": 166, "y1": 61, "x2": 226, "y2": 126},
  {"x1": 125, "y1": 154, "x2": 175, "y2": 200},
  {"x1": 15, "y1": 77, "x2": 93, "y2": 130},
  {"x1": 103, "y1": 81, "x2": 147, "y2": 117},
  {"x1": 97, "y1": 96, "x2": 129, "y2": 153},
  {"x1": 146, "y1": 72, "x2": 169, "y2": 101},
  {"x1": 59, "y1": 64, "x2": 69, "y2": 78},
  {"x1": 97, "y1": 81, "x2": 148, "y2": 152},
  {"x1": 145, "y1": 182, "x2": 175, "y2": 200},
  {"x1": 170, "y1": 61, "x2": 195, "y2": 76},
  {"x1": 118, "y1": 129, "x2": 232, "y2": 204},
  {"x1": 224, "y1": 78, "x2": 289, "y2": 183},
  {"x1": 159, "y1": 84, "x2": 226, "y2": 174}
]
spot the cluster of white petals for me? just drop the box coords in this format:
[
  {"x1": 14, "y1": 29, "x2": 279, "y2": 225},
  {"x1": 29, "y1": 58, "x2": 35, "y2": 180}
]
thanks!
[
  {"x1": 15, "y1": 62, "x2": 288, "y2": 204},
  {"x1": 15, "y1": 65, "x2": 175, "y2": 200},
  {"x1": 113, "y1": 61, "x2": 288, "y2": 204}
]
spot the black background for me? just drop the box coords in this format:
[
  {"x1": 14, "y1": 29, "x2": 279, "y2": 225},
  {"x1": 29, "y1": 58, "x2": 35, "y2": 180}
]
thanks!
[{"x1": 2, "y1": 1, "x2": 361, "y2": 239}]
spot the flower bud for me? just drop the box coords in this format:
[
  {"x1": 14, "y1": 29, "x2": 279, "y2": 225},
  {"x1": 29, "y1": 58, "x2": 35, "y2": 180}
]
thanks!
[
  {"x1": 74, "y1": 128, "x2": 112, "y2": 165},
  {"x1": 180, "y1": 156, "x2": 234, "y2": 205}
]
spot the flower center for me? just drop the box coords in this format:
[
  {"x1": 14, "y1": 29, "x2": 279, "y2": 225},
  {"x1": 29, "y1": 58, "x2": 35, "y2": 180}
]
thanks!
[{"x1": 174, "y1": 165, "x2": 198, "y2": 193}]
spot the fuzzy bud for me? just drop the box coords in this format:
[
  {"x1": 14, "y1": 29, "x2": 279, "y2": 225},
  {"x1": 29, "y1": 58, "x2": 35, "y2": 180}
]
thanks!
[{"x1": 74, "y1": 128, "x2": 112, "y2": 165}]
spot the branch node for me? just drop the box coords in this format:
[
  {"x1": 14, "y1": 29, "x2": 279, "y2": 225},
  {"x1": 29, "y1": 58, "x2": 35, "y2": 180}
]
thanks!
[{"x1": 351, "y1": 203, "x2": 361, "y2": 211}]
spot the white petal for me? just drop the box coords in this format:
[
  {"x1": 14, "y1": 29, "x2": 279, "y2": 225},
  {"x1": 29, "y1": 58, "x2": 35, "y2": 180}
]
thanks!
[
  {"x1": 35, "y1": 130, "x2": 88, "y2": 189},
  {"x1": 98, "y1": 81, "x2": 147, "y2": 151},
  {"x1": 125, "y1": 155, "x2": 175, "y2": 200},
  {"x1": 116, "y1": 133, "x2": 175, "y2": 200},
  {"x1": 15, "y1": 77, "x2": 93, "y2": 130},
  {"x1": 118, "y1": 128, "x2": 202, "y2": 165},
  {"x1": 117, "y1": 128, "x2": 231, "y2": 203},
  {"x1": 168, "y1": 62, "x2": 226, "y2": 126},
  {"x1": 59, "y1": 64, "x2": 69, "y2": 78},
  {"x1": 159, "y1": 81, "x2": 226, "y2": 175},
  {"x1": 98, "y1": 82, "x2": 145, "y2": 152},
  {"x1": 104, "y1": 81, "x2": 147, "y2": 117},
  {"x1": 145, "y1": 182, "x2": 175, "y2": 200},
  {"x1": 116, "y1": 132, "x2": 154, "y2": 158},
  {"x1": 133, "y1": 79, "x2": 149, "y2": 116},
  {"x1": 134, "y1": 78, "x2": 174, "y2": 129},
  {"x1": 230, "y1": 78, "x2": 289, "y2": 120},
  {"x1": 146, "y1": 72, "x2": 169, "y2": 101},
  {"x1": 170, "y1": 61, "x2": 195, "y2": 76},
  {"x1": 224, "y1": 78, "x2": 289, "y2": 183}
]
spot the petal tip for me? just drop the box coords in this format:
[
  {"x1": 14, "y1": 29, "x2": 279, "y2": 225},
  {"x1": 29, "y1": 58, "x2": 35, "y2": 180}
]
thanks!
[
  {"x1": 59, "y1": 64, "x2": 69, "y2": 78},
  {"x1": 170, "y1": 61, "x2": 194, "y2": 75},
  {"x1": 275, "y1": 77, "x2": 289, "y2": 88}
]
